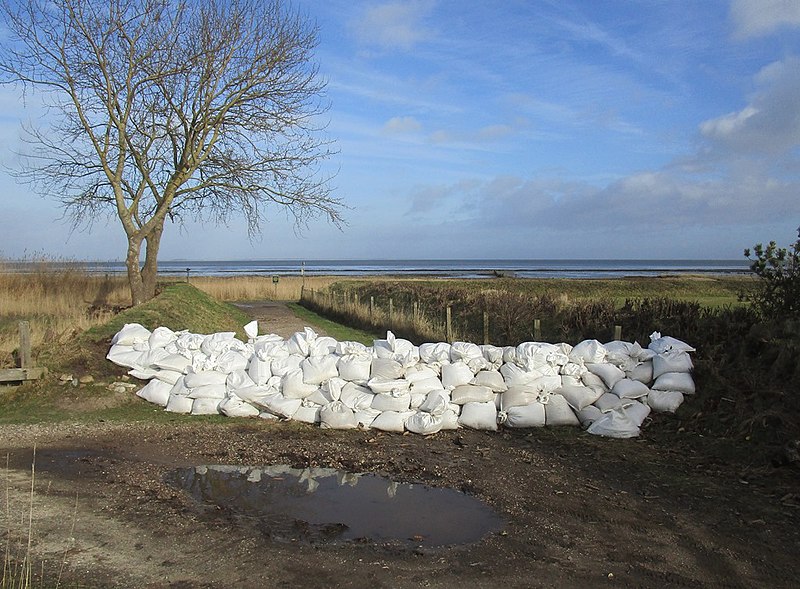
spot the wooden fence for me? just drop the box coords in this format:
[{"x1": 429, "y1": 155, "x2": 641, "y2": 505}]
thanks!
[{"x1": 0, "y1": 321, "x2": 46, "y2": 383}]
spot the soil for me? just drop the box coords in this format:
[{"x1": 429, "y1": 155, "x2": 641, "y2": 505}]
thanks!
[{"x1": 2, "y1": 303, "x2": 799, "y2": 588}]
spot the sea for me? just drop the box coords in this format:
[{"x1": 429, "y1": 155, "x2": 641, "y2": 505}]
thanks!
[{"x1": 71, "y1": 259, "x2": 751, "y2": 279}]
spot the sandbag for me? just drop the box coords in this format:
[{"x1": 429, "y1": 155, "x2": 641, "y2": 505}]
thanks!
[
  {"x1": 557, "y1": 384, "x2": 603, "y2": 411},
  {"x1": 586, "y1": 363, "x2": 625, "y2": 389},
  {"x1": 480, "y1": 345, "x2": 505, "y2": 370},
  {"x1": 544, "y1": 394, "x2": 579, "y2": 426},
  {"x1": 594, "y1": 392, "x2": 624, "y2": 412},
  {"x1": 626, "y1": 361, "x2": 653, "y2": 384},
  {"x1": 136, "y1": 380, "x2": 172, "y2": 407},
  {"x1": 500, "y1": 386, "x2": 540, "y2": 410},
  {"x1": 111, "y1": 323, "x2": 151, "y2": 346},
  {"x1": 149, "y1": 326, "x2": 177, "y2": 350},
  {"x1": 581, "y1": 371, "x2": 609, "y2": 394},
  {"x1": 270, "y1": 354, "x2": 303, "y2": 377},
  {"x1": 293, "y1": 400, "x2": 322, "y2": 424},
  {"x1": 471, "y1": 370, "x2": 508, "y2": 392},
  {"x1": 646, "y1": 390, "x2": 685, "y2": 413},
  {"x1": 419, "y1": 389, "x2": 450, "y2": 414},
  {"x1": 370, "y1": 357, "x2": 405, "y2": 380},
  {"x1": 499, "y1": 402, "x2": 545, "y2": 428},
  {"x1": 200, "y1": 332, "x2": 237, "y2": 357},
  {"x1": 247, "y1": 357, "x2": 272, "y2": 386},
  {"x1": 301, "y1": 354, "x2": 339, "y2": 385},
  {"x1": 320, "y1": 400, "x2": 358, "y2": 429},
  {"x1": 458, "y1": 401, "x2": 498, "y2": 431},
  {"x1": 406, "y1": 411, "x2": 444, "y2": 435},
  {"x1": 652, "y1": 372, "x2": 696, "y2": 394},
  {"x1": 281, "y1": 367, "x2": 318, "y2": 399},
  {"x1": 218, "y1": 395, "x2": 260, "y2": 418},
  {"x1": 184, "y1": 368, "x2": 227, "y2": 388},
  {"x1": 339, "y1": 382, "x2": 375, "y2": 410},
  {"x1": 450, "y1": 341, "x2": 486, "y2": 372},
  {"x1": 419, "y1": 342, "x2": 451, "y2": 365},
  {"x1": 187, "y1": 383, "x2": 226, "y2": 400},
  {"x1": 611, "y1": 378, "x2": 650, "y2": 399},
  {"x1": 404, "y1": 364, "x2": 439, "y2": 382},
  {"x1": 106, "y1": 345, "x2": 146, "y2": 370},
  {"x1": 410, "y1": 376, "x2": 445, "y2": 395},
  {"x1": 337, "y1": 354, "x2": 372, "y2": 382},
  {"x1": 499, "y1": 362, "x2": 540, "y2": 387},
  {"x1": 165, "y1": 393, "x2": 193, "y2": 414},
  {"x1": 652, "y1": 351, "x2": 693, "y2": 379},
  {"x1": 287, "y1": 327, "x2": 318, "y2": 357},
  {"x1": 254, "y1": 393, "x2": 302, "y2": 419},
  {"x1": 575, "y1": 404, "x2": 603, "y2": 427},
  {"x1": 451, "y1": 384, "x2": 494, "y2": 405},
  {"x1": 190, "y1": 398, "x2": 220, "y2": 415},
  {"x1": 152, "y1": 369, "x2": 183, "y2": 385},
  {"x1": 441, "y1": 361, "x2": 474, "y2": 388},
  {"x1": 622, "y1": 400, "x2": 651, "y2": 427},
  {"x1": 569, "y1": 339, "x2": 607, "y2": 364},
  {"x1": 586, "y1": 407, "x2": 640, "y2": 438},
  {"x1": 370, "y1": 410, "x2": 413, "y2": 433},
  {"x1": 648, "y1": 332, "x2": 696, "y2": 354},
  {"x1": 371, "y1": 390, "x2": 411, "y2": 412},
  {"x1": 367, "y1": 377, "x2": 410, "y2": 394}
]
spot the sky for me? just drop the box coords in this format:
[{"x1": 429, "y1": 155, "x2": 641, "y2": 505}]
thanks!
[{"x1": 1, "y1": 0, "x2": 800, "y2": 261}]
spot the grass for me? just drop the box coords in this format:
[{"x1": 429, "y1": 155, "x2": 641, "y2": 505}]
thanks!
[
  {"x1": 190, "y1": 275, "x2": 340, "y2": 302},
  {"x1": 286, "y1": 303, "x2": 381, "y2": 345}
]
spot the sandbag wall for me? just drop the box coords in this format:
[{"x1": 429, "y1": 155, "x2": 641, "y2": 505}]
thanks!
[{"x1": 106, "y1": 321, "x2": 696, "y2": 438}]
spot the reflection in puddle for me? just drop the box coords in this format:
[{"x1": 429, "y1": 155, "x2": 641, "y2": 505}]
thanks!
[{"x1": 165, "y1": 465, "x2": 504, "y2": 547}]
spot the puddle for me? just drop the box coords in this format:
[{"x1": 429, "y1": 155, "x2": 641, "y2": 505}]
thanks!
[{"x1": 165, "y1": 465, "x2": 504, "y2": 547}]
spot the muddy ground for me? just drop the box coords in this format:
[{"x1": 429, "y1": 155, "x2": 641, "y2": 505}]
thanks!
[{"x1": 1, "y1": 302, "x2": 799, "y2": 588}]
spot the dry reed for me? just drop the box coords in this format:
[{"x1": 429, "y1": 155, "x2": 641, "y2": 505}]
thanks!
[{"x1": 189, "y1": 275, "x2": 341, "y2": 302}]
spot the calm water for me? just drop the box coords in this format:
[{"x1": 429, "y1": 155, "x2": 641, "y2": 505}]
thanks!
[{"x1": 72, "y1": 258, "x2": 749, "y2": 279}]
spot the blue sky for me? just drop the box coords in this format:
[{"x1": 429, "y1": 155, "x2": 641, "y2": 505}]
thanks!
[{"x1": 1, "y1": 0, "x2": 799, "y2": 261}]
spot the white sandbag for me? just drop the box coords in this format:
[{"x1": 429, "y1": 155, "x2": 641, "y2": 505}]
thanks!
[
  {"x1": 354, "y1": 408, "x2": 381, "y2": 428},
  {"x1": 544, "y1": 394, "x2": 580, "y2": 426},
  {"x1": 339, "y1": 382, "x2": 375, "y2": 410},
  {"x1": 652, "y1": 351, "x2": 693, "y2": 379},
  {"x1": 569, "y1": 339, "x2": 607, "y2": 364},
  {"x1": 153, "y1": 369, "x2": 183, "y2": 385},
  {"x1": 440, "y1": 409, "x2": 460, "y2": 430},
  {"x1": 561, "y1": 375, "x2": 582, "y2": 387},
  {"x1": 406, "y1": 411, "x2": 444, "y2": 435},
  {"x1": 200, "y1": 332, "x2": 237, "y2": 356},
  {"x1": 371, "y1": 390, "x2": 411, "y2": 412},
  {"x1": 232, "y1": 384, "x2": 274, "y2": 403},
  {"x1": 410, "y1": 392, "x2": 427, "y2": 409},
  {"x1": 652, "y1": 372, "x2": 696, "y2": 394},
  {"x1": 626, "y1": 361, "x2": 653, "y2": 384},
  {"x1": 293, "y1": 400, "x2": 322, "y2": 424},
  {"x1": 451, "y1": 384, "x2": 494, "y2": 405},
  {"x1": 419, "y1": 342, "x2": 451, "y2": 365},
  {"x1": 581, "y1": 371, "x2": 609, "y2": 394},
  {"x1": 441, "y1": 361, "x2": 475, "y2": 388},
  {"x1": 254, "y1": 393, "x2": 302, "y2": 419},
  {"x1": 190, "y1": 398, "x2": 220, "y2": 415},
  {"x1": 560, "y1": 361, "x2": 587, "y2": 379},
  {"x1": 648, "y1": 332, "x2": 696, "y2": 354},
  {"x1": 148, "y1": 326, "x2": 177, "y2": 350},
  {"x1": 128, "y1": 367, "x2": 161, "y2": 381},
  {"x1": 367, "y1": 377, "x2": 410, "y2": 394},
  {"x1": 136, "y1": 380, "x2": 172, "y2": 407},
  {"x1": 244, "y1": 320, "x2": 259, "y2": 340},
  {"x1": 187, "y1": 383, "x2": 227, "y2": 400},
  {"x1": 622, "y1": 400, "x2": 651, "y2": 427},
  {"x1": 287, "y1": 327, "x2": 318, "y2": 357},
  {"x1": 337, "y1": 354, "x2": 372, "y2": 382},
  {"x1": 587, "y1": 407, "x2": 640, "y2": 438},
  {"x1": 480, "y1": 345, "x2": 505, "y2": 370},
  {"x1": 557, "y1": 384, "x2": 603, "y2": 411},
  {"x1": 184, "y1": 368, "x2": 228, "y2": 388},
  {"x1": 335, "y1": 340, "x2": 371, "y2": 356},
  {"x1": 373, "y1": 331, "x2": 418, "y2": 365},
  {"x1": 370, "y1": 357, "x2": 405, "y2": 380},
  {"x1": 645, "y1": 390, "x2": 685, "y2": 413},
  {"x1": 530, "y1": 375, "x2": 563, "y2": 394},
  {"x1": 111, "y1": 323, "x2": 151, "y2": 346},
  {"x1": 404, "y1": 364, "x2": 439, "y2": 382},
  {"x1": 500, "y1": 386, "x2": 540, "y2": 410},
  {"x1": 419, "y1": 389, "x2": 450, "y2": 414},
  {"x1": 270, "y1": 354, "x2": 303, "y2": 377},
  {"x1": 301, "y1": 354, "x2": 339, "y2": 385},
  {"x1": 227, "y1": 369, "x2": 256, "y2": 392},
  {"x1": 500, "y1": 401, "x2": 546, "y2": 428},
  {"x1": 106, "y1": 345, "x2": 147, "y2": 370},
  {"x1": 308, "y1": 377, "x2": 345, "y2": 405},
  {"x1": 243, "y1": 353, "x2": 270, "y2": 385},
  {"x1": 153, "y1": 353, "x2": 192, "y2": 373},
  {"x1": 370, "y1": 410, "x2": 413, "y2": 433},
  {"x1": 175, "y1": 332, "x2": 205, "y2": 353},
  {"x1": 218, "y1": 395, "x2": 260, "y2": 418},
  {"x1": 214, "y1": 350, "x2": 249, "y2": 373},
  {"x1": 309, "y1": 336, "x2": 338, "y2": 357},
  {"x1": 471, "y1": 370, "x2": 508, "y2": 393},
  {"x1": 586, "y1": 363, "x2": 626, "y2": 389},
  {"x1": 258, "y1": 412, "x2": 280, "y2": 421},
  {"x1": 500, "y1": 362, "x2": 541, "y2": 387},
  {"x1": 409, "y1": 376, "x2": 445, "y2": 395},
  {"x1": 254, "y1": 338, "x2": 289, "y2": 361},
  {"x1": 576, "y1": 404, "x2": 604, "y2": 427},
  {"x1": 450, "y1": 341, "x2": 487, "y2": 372},
  {"x1": 165, "y1": 393, "x2": 193, "y2": 414},
  {"x1": 320, "y1": 400, "x2": 359, "y2": 429},
  {"x1": 611, "y1": 378, "x2": 650, "y2": 399},
  {"x1": 458, "y1": 401, "x2": 498, "y2": 431},
  {"x1": 282, "y1": 367, "x2": 318, "y2": 399},
  {"x1": 594, "y1": 392, "x2": 624, "y2": 412}
]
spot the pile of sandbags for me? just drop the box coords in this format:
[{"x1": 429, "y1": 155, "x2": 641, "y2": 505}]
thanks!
[{"x1": 107, "y1": 321, "x2": 695, "y2": 438}]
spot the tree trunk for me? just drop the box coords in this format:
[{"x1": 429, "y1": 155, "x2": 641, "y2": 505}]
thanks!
[
  {"x1": 141, "y1": 223, "x2": 163, "y2": 302},
  {"x1": 125, "y1": 236, "x2": 146, "y2": 306},
  {"x1": 125, "y1": 219, "x2": 165, "y2": 306}
]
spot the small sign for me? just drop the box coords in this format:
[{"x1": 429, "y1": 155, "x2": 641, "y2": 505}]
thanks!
[{"x1": 272, "y1": 275, "x2": 279, "y2": 284}]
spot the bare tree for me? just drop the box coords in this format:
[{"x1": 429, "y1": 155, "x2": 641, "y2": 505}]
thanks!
[{"x1": 0, "y1": 0, "x2": 342, "y2": 304}]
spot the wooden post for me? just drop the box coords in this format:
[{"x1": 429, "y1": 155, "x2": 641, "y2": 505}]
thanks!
[
  {"x1": 614, "y1": 325, "x2": 622, "y2": 341},
  {"x1": 483, "y1": 311, "x2": 489, "y2": 345},
  {"x1": 534, "y1": 319, "x2": 541, "y2": 341},
  {"x1": 446, "y1": 306, "x2": 453, "y2": 343},
  {"x1": 389, "y1": 298, "x2": 394, "y2": 325},
  {"x1": 369, "y1": 296, "x2": 374, "y2": 321},
  {"x1": 18, "y1": 321, "x2": 31, "y2": 369}
]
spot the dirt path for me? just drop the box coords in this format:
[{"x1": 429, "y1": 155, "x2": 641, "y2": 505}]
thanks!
[
  {"x1": 1, "y1": 303, "x2": 799, "y2": 588},
  {"x1": 232, "y1": 301, "x2": 327, "y2": 339}
]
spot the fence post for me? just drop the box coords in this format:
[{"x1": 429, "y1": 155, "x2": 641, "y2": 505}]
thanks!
[
  {"x1": 446, "y1": 306, "x2": 453, "y2": 343},
  {"x1": 534, "y1": 319, "x2": 541, "y2": 341},
  {"x1": 389, "y1": 298, "x2": 394, "y2": 326},
  {"x1": 18, "y1": 321, "x2": 31, "y2": 369},
  {"x1": 614, "y1": 325, "x2": 622, "y2": 341},
  {"x1": 483, "y1": 311, "x2": 489, "y2": 345},
  {"x1": 369, "y1": 296, "x2": 374, "y2": 322}
]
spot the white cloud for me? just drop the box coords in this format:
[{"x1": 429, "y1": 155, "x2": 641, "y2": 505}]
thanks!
[
  {"x1": 382, "y1": 116, "x2": 422, "y2": 135},
  {"x1": 350, "y1": 1, "x2": 435, "y2": 50},
  {"x1": 699, "y1": 56, "x2": 800, "y2": 154},
  {"x1": 731, "y1": 0, "x2": 800, "y2": 39}
]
